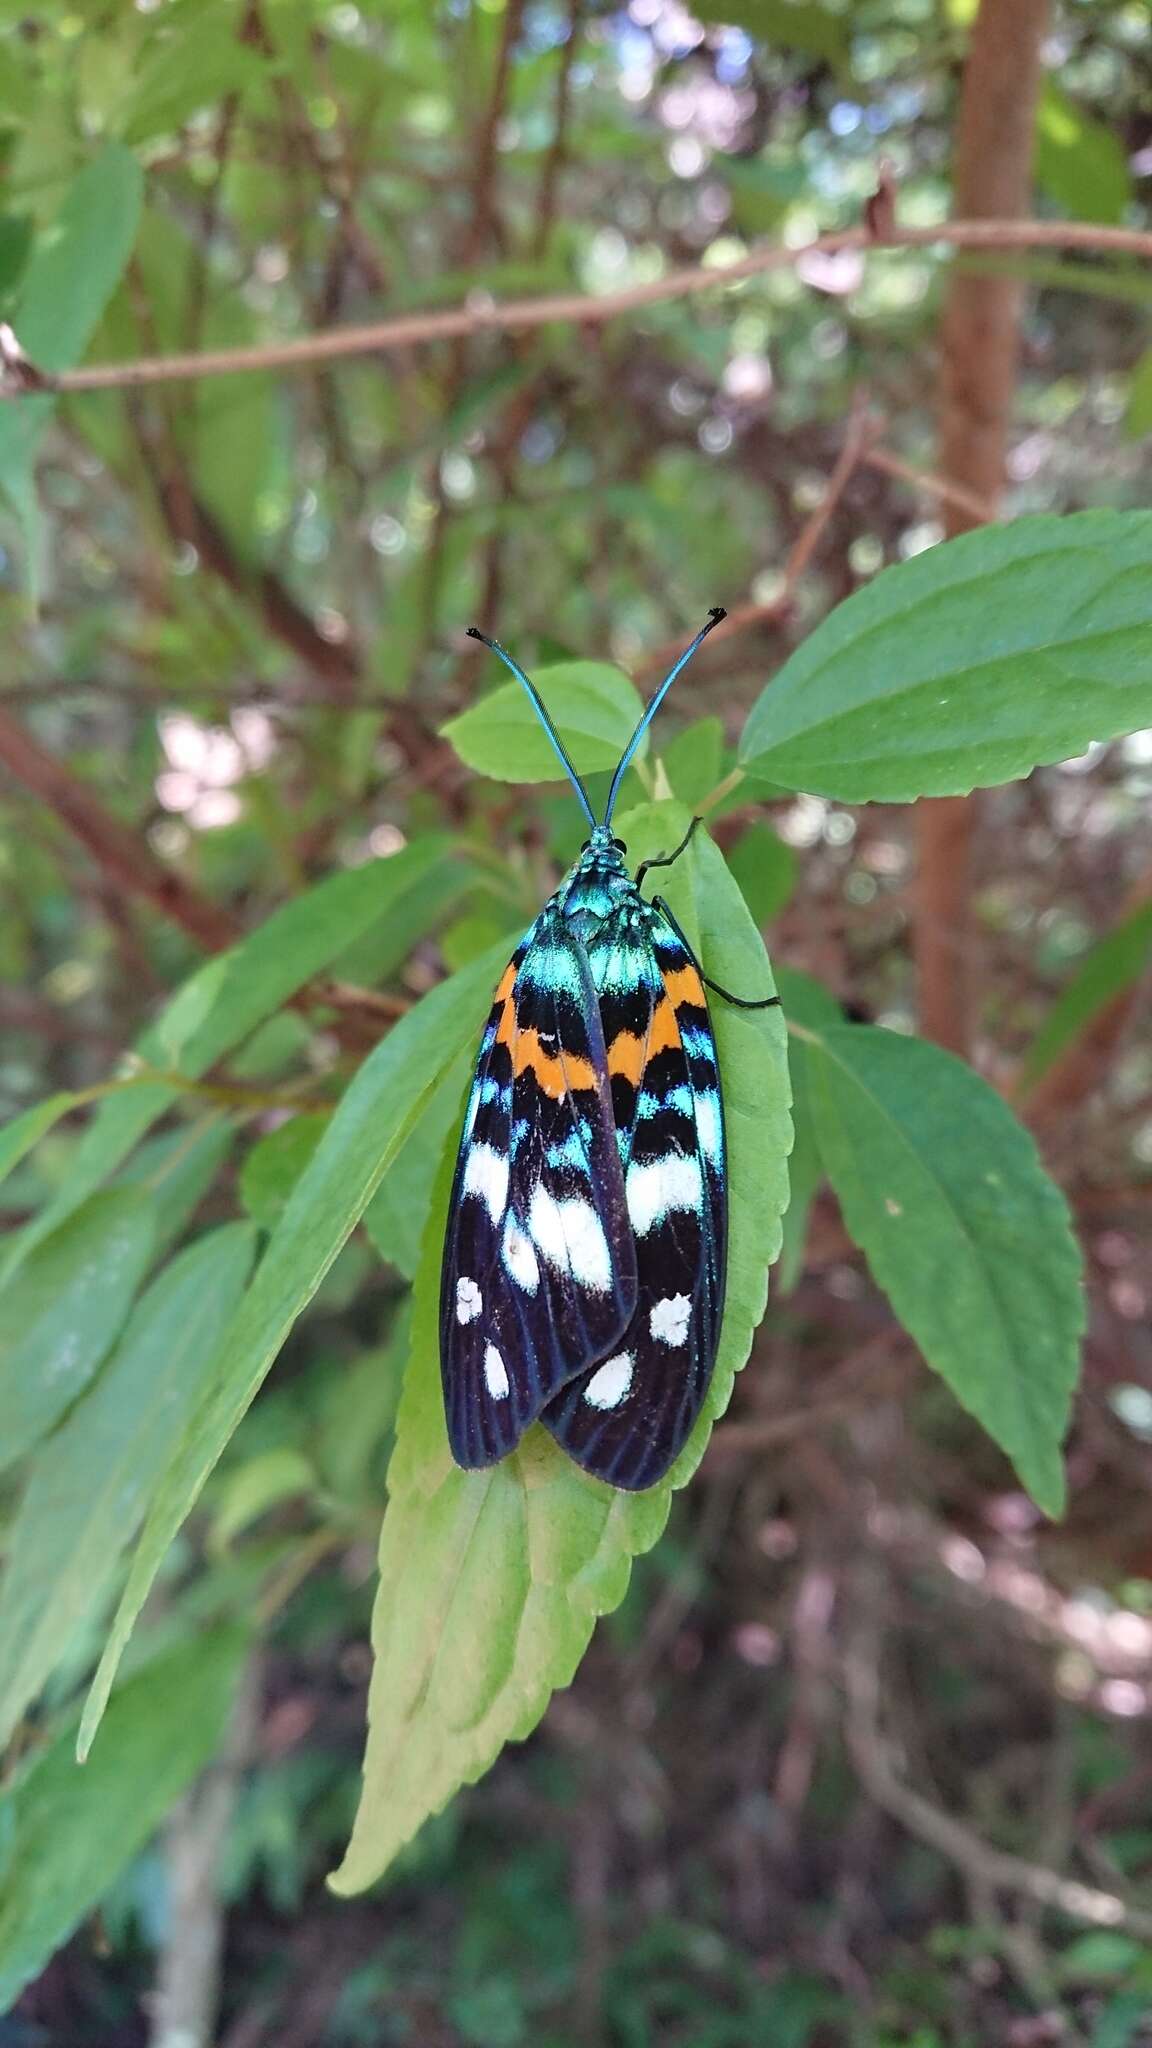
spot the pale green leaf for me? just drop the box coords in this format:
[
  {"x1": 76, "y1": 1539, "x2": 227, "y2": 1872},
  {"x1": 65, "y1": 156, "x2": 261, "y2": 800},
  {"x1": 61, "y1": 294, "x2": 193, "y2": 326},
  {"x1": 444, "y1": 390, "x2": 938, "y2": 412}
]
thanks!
[
  {"x1": 443, "y1": 661, "x2": 645, "y2": 786},
  {"x1": 331, "y1": 803, "x2": 791, "y2": 1893},
  {"x1": 0, "y1": 1190, "x2": 156, "y2": 1475},
  {"x1": 802, "y1": 1023, "x2": 1084, "y2": 1514},
  {"x1": 0, "y1": 1223, "x2": 255, "y2": 1748},
  {"x1": 78, "y1": 939, "x2": 519, "y2": 1759},
  {"x1": 739, "y1": 512, "x2": 1152, "y2": 803},
  {"x1": 1018, "y1": 897, "x2": 1152, "y2": 1090},
  {"x1": 0, "y1": 1626, "x2": 247, "y2": 2010}
]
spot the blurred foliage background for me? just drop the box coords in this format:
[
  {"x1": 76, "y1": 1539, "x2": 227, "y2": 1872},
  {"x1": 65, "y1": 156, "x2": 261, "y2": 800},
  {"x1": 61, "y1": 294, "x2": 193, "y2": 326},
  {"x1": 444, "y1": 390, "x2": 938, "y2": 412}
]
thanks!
[{"x1": 2, "y1": 0, "x2": 1152, "y2": 2043}]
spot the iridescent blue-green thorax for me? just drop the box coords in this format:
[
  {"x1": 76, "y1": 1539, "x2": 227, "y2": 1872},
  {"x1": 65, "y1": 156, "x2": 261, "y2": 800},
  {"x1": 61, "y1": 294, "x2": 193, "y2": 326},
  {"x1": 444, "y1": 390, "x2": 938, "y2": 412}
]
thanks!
[{"x1": 557, "y1": 825, "x2": 634, "y2": 942}]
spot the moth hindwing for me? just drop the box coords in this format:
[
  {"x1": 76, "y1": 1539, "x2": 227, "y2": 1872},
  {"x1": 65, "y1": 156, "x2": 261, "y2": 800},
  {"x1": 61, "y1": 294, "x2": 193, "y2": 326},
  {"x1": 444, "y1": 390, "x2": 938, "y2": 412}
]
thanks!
[{"x1": 440, "y1": 608, "x2": 769, "y2": 1490}]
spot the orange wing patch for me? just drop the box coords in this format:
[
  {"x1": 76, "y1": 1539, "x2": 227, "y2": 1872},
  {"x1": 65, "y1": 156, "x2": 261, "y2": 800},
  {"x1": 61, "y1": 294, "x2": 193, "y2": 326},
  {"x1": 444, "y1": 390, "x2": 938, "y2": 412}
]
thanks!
[
  {"x1": 607, "y1": 995, "x2": 682, "y2": 1086},
  {"x1": 661, "y1": 962, "x2": 706, "y2": 1012},
  {"x1": 512, "y1": 1028, "x2": 596, "y2": 1099}
]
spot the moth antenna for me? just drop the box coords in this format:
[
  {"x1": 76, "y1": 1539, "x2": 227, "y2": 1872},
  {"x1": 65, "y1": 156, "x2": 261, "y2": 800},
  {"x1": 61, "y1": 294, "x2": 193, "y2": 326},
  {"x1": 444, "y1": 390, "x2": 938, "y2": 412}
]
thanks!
[
  {"x1": 603, "y1": 607, "x2": 726, "y2": 827},
  {"x1": 467, "y1": 626, "x2": 597, "y2": 830}
]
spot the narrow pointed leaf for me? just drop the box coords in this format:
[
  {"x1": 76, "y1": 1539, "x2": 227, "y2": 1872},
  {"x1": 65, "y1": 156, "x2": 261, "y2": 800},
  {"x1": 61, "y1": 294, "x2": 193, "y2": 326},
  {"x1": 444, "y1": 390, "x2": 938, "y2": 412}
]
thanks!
[
  {"x1": 2, "y1": 842, "x2": 466, "y2": 1282},
  {"x1": 78, "y1": 940, "x2": 517, "y2": 1760},
  {"x1": 0, "y1": 1223, "x2": 256, "y2": 1747},
  {"x1": 1018, "y1": 897, "x2": 1152, "y2": 1091},
  {"x1": 0, "y1": 1190, "x2": 155, "y2": 1474}
]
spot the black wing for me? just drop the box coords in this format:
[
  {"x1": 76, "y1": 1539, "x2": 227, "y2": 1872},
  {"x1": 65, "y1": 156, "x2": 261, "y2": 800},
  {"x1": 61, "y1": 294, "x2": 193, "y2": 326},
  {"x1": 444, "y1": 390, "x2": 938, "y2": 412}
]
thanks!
[
  {"x1": 440, "y1": 907, "x2": 637, "y2": 1468},
  {"x1": 541, "y1": 900, "x2": 726, "y2": 1490}
]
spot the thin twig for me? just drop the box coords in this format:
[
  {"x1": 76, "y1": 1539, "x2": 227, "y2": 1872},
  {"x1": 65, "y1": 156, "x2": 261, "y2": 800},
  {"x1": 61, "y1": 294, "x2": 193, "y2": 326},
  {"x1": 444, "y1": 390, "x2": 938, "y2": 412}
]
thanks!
[
  {"x1": 862, "y1": 444, "x2": 996, "y2": 525},
  {"x1": 8, "y1": 219, "x2": 1152, "y2": 399},
  {"x1": 637, "y1": 391, "x2": 876, "y2": 681},
  {"x1": 843, "y1": 1574, "x2": 1152, "y2": 1941}
]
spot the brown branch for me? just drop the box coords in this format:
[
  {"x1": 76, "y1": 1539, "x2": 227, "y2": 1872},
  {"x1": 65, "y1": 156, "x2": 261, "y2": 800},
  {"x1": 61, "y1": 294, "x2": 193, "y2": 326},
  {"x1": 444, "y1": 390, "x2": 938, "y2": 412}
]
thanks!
[
  {"x1": 459, "y1": 0, "x2": 526, "y2": 264},
  {"x1": 531, "y1": 0, "x2": 583, "y2": 260},
  {"x1": 0, "y1": 708, "x2": 241, "y2": 953},
  {"x1": 0, "y1": 711, "x2": 409, "y2": 1043},
  {"x1": 914, "y1": 0, "x2": 1050, "y2": 1059},
  {"x1": 132, "y1": 396, "x2": 362, "y2": 705},
  {"x1": 6, "y1": 219, "x2": 1151, "y2": 400}
]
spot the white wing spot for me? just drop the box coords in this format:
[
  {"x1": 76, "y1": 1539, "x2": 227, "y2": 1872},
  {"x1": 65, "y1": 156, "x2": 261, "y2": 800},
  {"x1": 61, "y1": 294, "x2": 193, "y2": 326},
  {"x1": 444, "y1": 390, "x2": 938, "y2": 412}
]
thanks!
[
  {"x1": 484, "y1": 1343, "x2": 510, "y2": 1400},
  {"x1": 650, "y1": 1293, "x2": 691, "y2": 1347},
  {"x1": 528, "y1": 1185, "x2": 612, "y2": 1293},
  {"x1": 502, "y1": 1217, "x2": 540, "y2": 1294},
  {"x1": 463, "y1": 1141, "x2": 509, "y2": 1223},
  {"x1": 626, "y1": 1154, "x2": 703, "y2": 1236},
  {"x1": 456, "y1": 1276, "x2": 482, "y2": 1325},
  {"x1": 584, "y1": 1351, "x2": 634, "y2": 1410},
  {"x1": 884, "y1": 1197, "x2": 903, "y2": 1218}
]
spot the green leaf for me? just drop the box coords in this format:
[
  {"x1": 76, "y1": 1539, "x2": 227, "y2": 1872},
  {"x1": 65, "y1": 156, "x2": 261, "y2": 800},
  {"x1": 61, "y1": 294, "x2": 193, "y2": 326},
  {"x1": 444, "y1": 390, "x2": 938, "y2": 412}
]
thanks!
[
  {"x1": 726, "y1": 821, "x2": 798, "y2": 925},
  {"x1": 774, "y1": 968, "x2": 841, "y2": 1291},
  {"x1": 1018, "y1": 897, "x2": 1152, "y2": 1090},
  {"x1": 117, "y1": 1119, "x2": 233, "y2": 1257},
  {"x1": 0, "y1": 144, "x2": 142, "y2": 576},
  {"x1": 331, "y1": 803, "x2": 790, "y2": 1893},
  {"x1": 0, "y1": 1223, "x2": 255, "y2": 1748},
  {"x1": 121, "y1": 7, "x2": 265, "y2": 143},
  {"x1": 78, "y1": 938, "x2": 520, "y2": 1761},
  {"x1": 0, "y1": 1189, "x2": 156, "y2": 1475},
  {"x1": 739, "y1": 512, "x2": 1152, "y2": 803},
  {"x1": 210, "y1": 1447, "x2": 315, "y2": 1552},
  {"x1": 1035, "y1": 82, "x2": 1131, "y2": 227},
  {"x1": 442, "y1": 661, "x2": 645, "y2": 786},
  {"x1": 363, "y1": 1052, "x2": 471, "y2": 1281},
  {"x1": 1125, "y1": 350, "x2": 1152, "y2": 442},
  {"x1": 801, "y1": 1024, "x2": 1083, "y2": 1514},
  {"x1": 240, "y1": 1114, "x2": 329, "y2": 1232},
  {"x1": 658, "y1": 716, "x2": 725, "y2": 808},
  {"x1": 0, "y1": 1093, "x2": 80, "y2": 1196},
  {"x1": 0, "y1": 1625, "x2": 247, "y2": 2010},
  {"x1": 690, "y1": 0, "x2": 847, "y2": 66},
  {"x1": 3, "y1": 842, "x2": 463, "y2": 1282}
]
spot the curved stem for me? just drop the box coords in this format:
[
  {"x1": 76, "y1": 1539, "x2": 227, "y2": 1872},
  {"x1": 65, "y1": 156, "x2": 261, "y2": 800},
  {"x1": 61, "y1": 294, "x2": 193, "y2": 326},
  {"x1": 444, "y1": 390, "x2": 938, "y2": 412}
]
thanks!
[{"x1": 8, "y1": 219, "x2": 1152, "y2": 400}]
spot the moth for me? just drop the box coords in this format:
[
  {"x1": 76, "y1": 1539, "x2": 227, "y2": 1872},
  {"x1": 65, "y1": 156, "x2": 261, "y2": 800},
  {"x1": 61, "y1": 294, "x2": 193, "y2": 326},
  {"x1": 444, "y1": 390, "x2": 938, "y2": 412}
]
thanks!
[{"x1": 440, "y1": 609, "x2": 779, "y2": 1491}]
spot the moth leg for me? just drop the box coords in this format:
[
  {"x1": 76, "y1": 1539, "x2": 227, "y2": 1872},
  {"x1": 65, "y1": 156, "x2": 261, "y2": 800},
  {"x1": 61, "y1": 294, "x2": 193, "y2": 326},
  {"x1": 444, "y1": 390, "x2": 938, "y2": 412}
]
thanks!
[
  {"x1": 651, "y1": 893, "x2": 781, "y2": 1012},
  {"x1": 635, "y1": 814, "x2": 700, "y2": 890}
]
